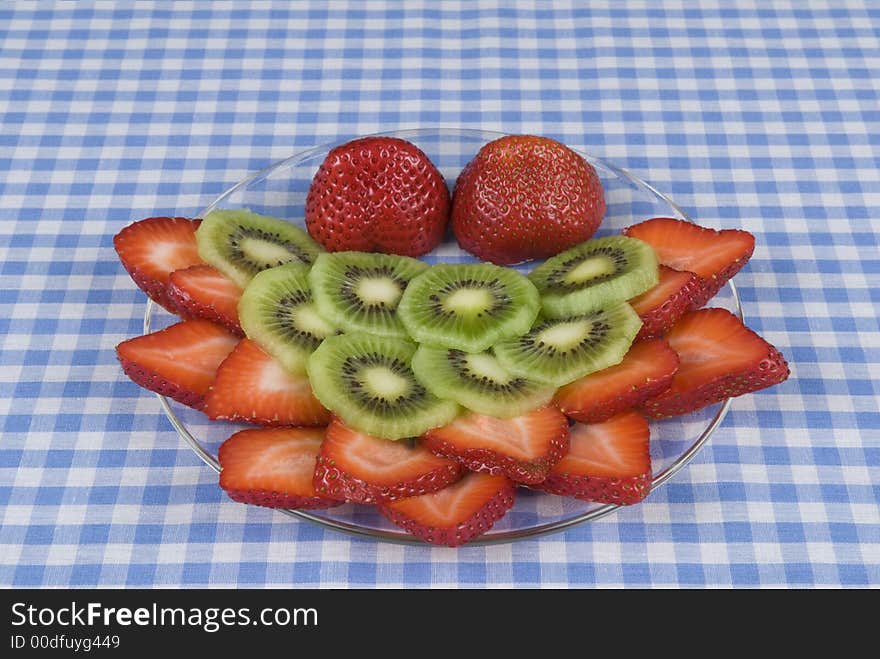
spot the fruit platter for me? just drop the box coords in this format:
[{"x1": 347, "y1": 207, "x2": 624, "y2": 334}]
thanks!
[{"x1": 115, "y1": 128, "x2": 788, "y2": 546}]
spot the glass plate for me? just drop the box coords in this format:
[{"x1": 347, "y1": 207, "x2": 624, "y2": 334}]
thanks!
[{"x1": 144, "y1": 128, "x2": 741, "y2": 546}]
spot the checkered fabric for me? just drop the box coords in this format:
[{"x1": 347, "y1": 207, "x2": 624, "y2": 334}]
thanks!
[{"x1": 1, "y1": 1, "x2": 878, "y2": 588}]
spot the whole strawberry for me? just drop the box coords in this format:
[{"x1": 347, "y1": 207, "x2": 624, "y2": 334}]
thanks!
[
  {"x1": 452, "y1": 135, "x2": 606, "y2": 265},
  {"x1": 305, "y1": 137, "x2": 450, "y2": 257}
]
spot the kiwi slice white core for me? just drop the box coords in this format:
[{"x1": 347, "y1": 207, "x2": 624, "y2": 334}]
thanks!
[
  {"x1": 362, "y1": 366, "x2": 411, "y2": 400},
  {"x1": 356, "y1": 276, "x2": 403, "y2": 307},
  {"x1": 565, "y1": 256, "x2": 616, "y2": 284},
  {"x1": 239, "y1": 237, "x2": 298, "y2": 266},
  {"x1": 444, "y1": 287, "x2": 494, "y2": 315},
  {"x1": 537, "y1": 319, "x2": 594, "y2": 349},
  {"x1": 291, "y1": 305, "x2": 335, "y2": 338},
  {"x1": 465, "y1": 352, "x2": 515, "y2": 384}
]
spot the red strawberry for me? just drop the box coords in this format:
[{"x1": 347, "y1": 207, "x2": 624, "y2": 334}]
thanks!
[
  {"x1": 379, "y1": 473, "x2": 516, "y2": 547},
  {"x1": 452, "y1": 135, "x2": 605, "y2": 265},
  {"x1": 167, "y1": 265, "x2": 244, "y2": 335},
  {"x1": 313, "y1": 418, "x2": 463, "y2": 504},
  {"x1": 114, "y1": 216, "x2": 205, "y2": 312},
  {"x1": 204, "y1": 339, "x2": 330, "y2": 427},
  {"x1": 640, "y1": 308, "x2": 789, "y2": 418},
  {"x1": 554, "y1": 339, "x2": 679, "y2": 424},
  {"x1": 421, "y1": 406, "x2": 570, "y2": 484},
  {"x1": 305, "y1": 137, "x2": 450, "y2": 256},
  {"x1": 534, "y1": 411, "x2": 651, "y2": 505},
  {"x1": 218, "y1": 427, "x2": 341, "y2": 510},
  {"x1": 629, "y1": 265, "x2": 701, "y2": 340},
  {"x1": 624, "y1": 217, "x2": 755, "y2": 308},
  {"x1": 116, "y1": 319, "x2": 239, "y2": 409}
]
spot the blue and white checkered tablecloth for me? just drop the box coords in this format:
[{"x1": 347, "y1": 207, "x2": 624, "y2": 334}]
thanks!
[{"x1": 1, "y1": 1, "x2": 877, "y2": 588}]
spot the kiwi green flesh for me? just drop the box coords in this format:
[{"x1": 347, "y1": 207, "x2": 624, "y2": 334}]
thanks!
[
  {"x1": 309, "y1": 251, "x2": 428, "y2": 338},
  {"x1": 412, "y1": 346, "x2": 555, "y2": 418},
  {"x1": 196, "y1": 208, "x2": 323, "y2": 288},
  {"x1": 306, "y1": 333, "x2": 459, "y2": 440},
  {"x1": 529, "y1": 236, "x2": 659, "y2": 318},
  {"x1": 238, "y1": 262, "x2": 336, "y2": 375},
  {"x1": 494, "y1": 302, "x2": 643, "y2": 387},
  {"x1": 398, "y1": 263, "x2": 541, "y2": 353}
]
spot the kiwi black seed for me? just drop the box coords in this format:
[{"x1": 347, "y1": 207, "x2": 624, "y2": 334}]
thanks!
[
  {"x1": 238, "y1": 262, "x2": 337, "y2": 375},
  {"x1": 528, "y1": 235, "x2": 658, "y2": 317},
  {"x1": 308, "y1": 251, "x2": 428, "y2": 338},
  {"x1": 307, "y1": 333, "x2": 459, "y2": 440},
  {"x1": 493, "y1": 302, "x2": 643, "y2": 386},
  {"x1": 411, "y1": 345, "x2": 555, "y2": 418},
  {"x1": 196, "y1": 208, "x2": 323, "y2": 287},
  {"x1": 398, "y1": 263, "x2": 540, "y2": 353}
]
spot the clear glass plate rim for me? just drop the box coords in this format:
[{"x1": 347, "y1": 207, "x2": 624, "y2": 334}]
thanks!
[{"x1": 144, "y1": 127, "x2": 742, "y2": 546}]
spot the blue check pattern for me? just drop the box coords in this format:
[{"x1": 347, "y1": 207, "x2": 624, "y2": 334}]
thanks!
[{"x1": 1, "y1": 1, "x2": 878, "y2": 588}]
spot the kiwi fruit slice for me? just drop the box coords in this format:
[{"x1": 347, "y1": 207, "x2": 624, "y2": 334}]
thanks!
[
  {"x1": 196, "y1": 208, "x2": 323, "y2": 287},
  {"x1": 411, "y1": 345, "x2": 555, "y2": 418},
  {"x1": 308, "y1": 251, "x2": 428, "y2": 338},
  {"x1": 494, "y1": 302, "x2": 643, "y2": 386},
  {"x1": 398, "y1": 263, "x2": 540, "y2": 353},
  {"x1": 307, "y1": 333, "x2": 460, "y2": 440},
  {"x1": 529, "y1": 236, "x2": 658, "y2": 318},
  {"x1": 238, "y1": 262, "x2": 337, "y2": 375}
]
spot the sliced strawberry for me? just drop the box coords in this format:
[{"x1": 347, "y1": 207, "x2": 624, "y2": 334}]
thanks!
[
  {"x1": 534, "y1": 411, "x2": 651, "y2": 505},
  {"x1": 167, "y1": 265, "x2": 244, "y2": 335},
  {"x1": 380, "y1": 473, "x2": 516, "y2": 547},
  {"x1": 114, "y1": 216, "x2": 205, "y2": 312},
  {"x1": 640, "y1": 308, "x2": 789, "y2": 418},
  {"x1": 554, "y1": 339, "x2": 679, "y2": 424},
  {"x1": 204, "y1": 339, "x2": 330, "y2": 427},
  {"x1": 629, "y1": 266, "x2": 701, "y2": 339},
  {"x1": 218, "y1": 427, "x2": 341, "y2": 510},
  {"x1": 313, "y1": 418, "x2": 463, "y2": 504},
  {"x1": 624, "y1": 217, "x2": 755, "y2": 308},
  {"x1": 116, "y1": 319, "x2": 239, "y2": 409},
  {"x1": 421, "y1": 406, "x2": 570, "y2": 484}
]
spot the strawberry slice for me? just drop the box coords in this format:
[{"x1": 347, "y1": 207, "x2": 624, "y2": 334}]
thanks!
[
  {"x1": 421, "y1": 406, "x2": 570, "y2": 484},
  {"x1": 640, "y1": 308, "x2": 789, "y2": 418},
  {"x1": 629, "y1": 266, "x2": 701, "y2": 339},
  {"x1": 554, "y1": 339, "x2": 679, "y2": 424},
  {"x1": 116, "y1": 320, "x2": 238, "y2": 410},
  {"x1": 624, "y1": 217, "x2": 755, "y2": 308},
  {"x1": 533, "y1": 411, "x2": 651, "y2": 505},
  {"x1": 114, "y1": 216, "x2": 205, "y2": 312},
  {"x1": 116, "y1": 319, "x2": 239, "y2": 409},
  {"x1": 379, "y1": 473, "x2": 516, "y2": 547},
  {"x1": 313, "y1": 418, "x2": 464, "y2": 504},
  {"x1": 167, "y1": 265, "x2": 244, "y2": 335},
  {"x1": 218, "y1": 427, "x2": 341, "y2": 510},
  {"x1": 204, "y1": 339, "x2": 330, "y2": 427}
]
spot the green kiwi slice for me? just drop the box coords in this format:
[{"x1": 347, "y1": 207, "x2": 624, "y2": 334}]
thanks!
[
  {"x1": 238, "y1": 262, "x2": 337, "y2": 375},
  {"x1": 307, "y1": 333, "x2": 460, "y2": 440},
  {"x1": 528, "y1": 236, "x2": 658, "y2": 317},
  {"x1": 398, "y1": 263, "x2": 540, "y2": 353},
  {"x1": 411, "y1": 345, "x2": 555, "y2": 418},
  {"x1": 196, "y1": 208, "x2": 323, "y2": 287},
  {"x1": 494, "y1": 302, "x2": 643, "y2": 387},
  {"x1": 308, "y1": 251, "x2": 428, "y2": 338}
]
